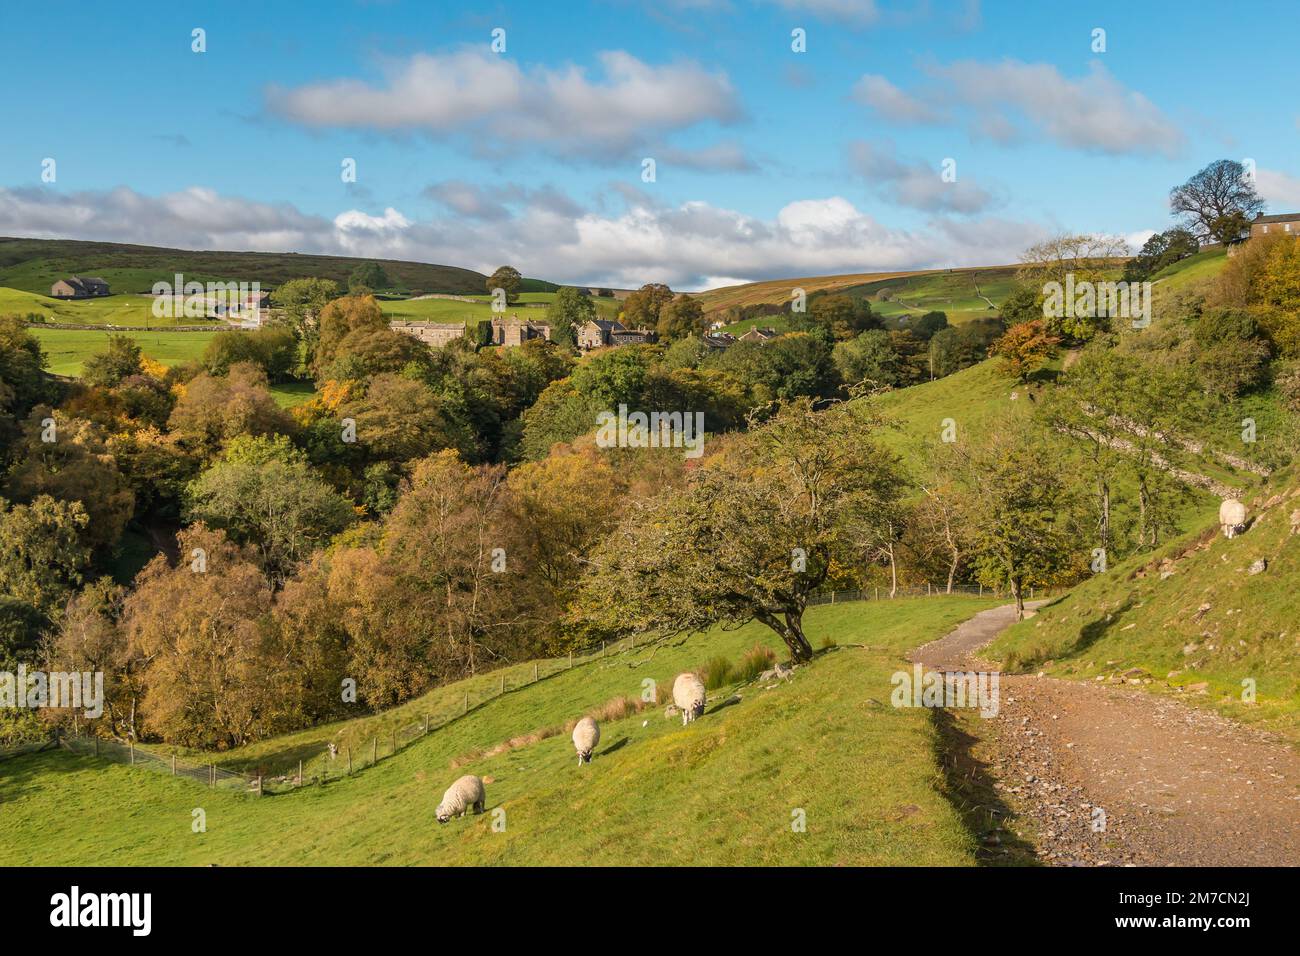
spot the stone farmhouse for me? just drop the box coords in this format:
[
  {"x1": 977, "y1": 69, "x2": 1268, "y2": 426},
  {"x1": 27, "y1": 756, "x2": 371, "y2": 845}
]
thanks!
[
  {"x1": 391, "y1": 321, "x2": 468, "y2": 348},
  {"x1": 577, "y1": 318, "x2": 658, "y2": 350},
  {"x1": 1251, "y1": 212, "x2": 1300, "y2": 239},
  {"x1": 50, "y1": 276, "x2": 110, "y2": 299},
  {"x1": 390, "y1": 315, "x2": 553, "y2": 349}
]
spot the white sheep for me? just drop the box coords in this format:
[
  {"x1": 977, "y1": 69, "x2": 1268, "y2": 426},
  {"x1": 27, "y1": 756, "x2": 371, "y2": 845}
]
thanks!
[
  {"x1": 1220, "y1": 498, "x2": 1248, "y2": 539},
  {"x1": 572, "y1": 716, "x2": 600, "y2": 765},
  {"x1": 673, "y1": 673, "x2": 707, "y2": 727},
  {"x1": 436, "y1": 774, "x2": 486, "y2": 823}
]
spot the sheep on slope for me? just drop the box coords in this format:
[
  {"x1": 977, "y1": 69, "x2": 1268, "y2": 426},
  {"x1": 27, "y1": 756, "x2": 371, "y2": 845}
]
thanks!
[
  {"x1": 673, "y1": 673, "x2": 707, "y2": 727},
  {"x1": 436, "y1": 774, "x2": 486, "y2": 823},
  {"x1": 1220, "y1": 498, "x2": 1248, "y2": 539},
  {"x1": 572, "y1": 716, "x2": 600, "y2": 765}
]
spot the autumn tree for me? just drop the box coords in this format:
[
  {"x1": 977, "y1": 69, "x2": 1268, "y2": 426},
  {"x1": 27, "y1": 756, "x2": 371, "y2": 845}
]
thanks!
[
  {"x1": 989, "y1": 320, "x2": 1060, "y2": 381},
  {"x1": 621, "y1": 283, "x2": 675, "y2": 329},
  {"x1": 168, "y1": 362, "x2": 296, "y2": 457},
  {"x1": 544, "y1": 286, "x2": 595, "y2": 347},
  {"x1": 656, "y1": 294, "x2": 707, "y2": 341},
  {"x1": 486, "y1": 265, "x2": 523, "y2": 303},
  {"x1": 574, "y1": 398, "x2": 906, "y2": 662},
  {"x1": 0, "y1": 495, "x2": 90, "y2": 616},
  {"x1": 950, "y1": 418, "x2": 1082, "y2": 619},
  {"x1": 123, "y1": 525, "x2": 280, "y2": 748},
  {"x1": 184, "y1": 434, "x2": 355, "y2": 582}
]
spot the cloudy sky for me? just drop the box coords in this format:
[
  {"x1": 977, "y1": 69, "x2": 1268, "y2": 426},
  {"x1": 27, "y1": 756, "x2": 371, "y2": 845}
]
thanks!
[{"x1": 1, "y1": 0, "x2": 1298, "y2": 290}]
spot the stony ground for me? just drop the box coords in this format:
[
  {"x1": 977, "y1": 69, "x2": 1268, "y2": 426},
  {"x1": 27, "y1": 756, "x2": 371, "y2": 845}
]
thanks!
[{"x1": 912, "y1": 604, "x2": 1300, "y2": 866}]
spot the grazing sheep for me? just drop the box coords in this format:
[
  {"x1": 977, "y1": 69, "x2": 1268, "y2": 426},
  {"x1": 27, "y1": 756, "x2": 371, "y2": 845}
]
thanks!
[
  {"x1": 436, "y1": 774, "x2": 486, "y2": 823},
  {"x1": 1220, "y1": 498, "x2": 1248, "y2": 538},
  {"x1": 572, "y1": 716, "x2": 600, "y2": 765},
  {"x1": 673, "y1": 673, "x2": 707, "y2": 727}
]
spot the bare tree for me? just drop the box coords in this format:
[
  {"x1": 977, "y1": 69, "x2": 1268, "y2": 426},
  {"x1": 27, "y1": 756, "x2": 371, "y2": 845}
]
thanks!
[{"x1": 1170, "y1": 159, "x2": 1265, "y2": 244}]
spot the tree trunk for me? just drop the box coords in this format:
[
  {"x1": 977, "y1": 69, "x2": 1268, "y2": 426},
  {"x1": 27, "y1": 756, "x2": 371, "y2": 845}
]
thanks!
[
  {"x1": 1010, "y1": 578, "x2": 1024, "y2": 620},
  {"x1": 946, "y1": 548, "x2": 958, "y2": 594},
  {"x1": 780, "y1": 611, "x2": 814, "y2": 663},
  {"x1": 888, "y1": 543, "x2": 898, "y2": 598}
]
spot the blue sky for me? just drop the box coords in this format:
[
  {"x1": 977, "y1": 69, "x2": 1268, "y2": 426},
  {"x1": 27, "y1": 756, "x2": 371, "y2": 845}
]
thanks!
[{"x1": 1, "y1": 0, "x2": 1297, "y2": 289}]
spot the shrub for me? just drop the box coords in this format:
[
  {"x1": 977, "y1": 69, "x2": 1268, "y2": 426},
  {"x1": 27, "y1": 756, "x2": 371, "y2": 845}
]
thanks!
[
  {"x1": 702, "y1": 655, "x2": 735, "y2": 690},
  {"x1": 735, "y1": 644, "x2": 777, "y2": 682}
]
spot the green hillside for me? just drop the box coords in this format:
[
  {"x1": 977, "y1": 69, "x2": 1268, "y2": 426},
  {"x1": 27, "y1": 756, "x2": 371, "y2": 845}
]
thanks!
[
  {"x1": 0, "y1": 597, "x2": 999, "y2": 866},
  {"x1": 0, "y1": 236, "x2": 490, "y2": 296},
  {"x1": 846, "y1": 266, "x2": 1020, "y2": 328},
  {"x1": 0, "y1": 285, "x2": 208, "y2": 328},
  {"x1": 989, "y1": 474, "x2": 1300, "y2": 739}
]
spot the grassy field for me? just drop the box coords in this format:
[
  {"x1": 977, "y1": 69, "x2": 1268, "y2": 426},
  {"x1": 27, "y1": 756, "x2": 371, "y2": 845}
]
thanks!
[
  {"x1": 0, "y1": 286, "x2": 217, "y2": 328},
  {"x1": 30, "y1": 326, "x2": 219, "y2": 375},
  {"x1": 696, "y1": 264, "x2": 1020, "y2": 322},
  {"x1": 695, "y1": 269, "x2": 921, "y2": 316},
  {"x1": 0, "y1": 596, "x2": 1000, "y2": 866},
  {"x1": 852, "y1": 267, "x2": 1019, "y2": 328},
  {"x1": 0, "y1": 236, "x2": 490, "y2": 296},
  {"x1": 989, "y1": 470, "x2": 1300, "y2": 739}
]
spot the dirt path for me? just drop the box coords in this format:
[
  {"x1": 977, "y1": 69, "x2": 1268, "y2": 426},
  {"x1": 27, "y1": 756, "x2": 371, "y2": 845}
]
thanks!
[{"x1": 913, "y1": 604, "x2": 1300, "y2": 866}]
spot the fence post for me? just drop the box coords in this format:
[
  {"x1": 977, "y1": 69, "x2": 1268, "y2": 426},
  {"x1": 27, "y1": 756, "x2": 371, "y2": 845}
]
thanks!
[
  {"x1": 601, "y1": 641, "x2": 606, "y2": 657},
  {"x1": 927, "y1": 582, "x2": 932, "y2": 596},
  {"x1": 874, "y1": 587, "x2": 879, "y2": 601},
  {"x1": 210, "y1": 764, "x2": 215, "y2": 788},
  {"x1": 256, "y1": 774, "x2": 263, "y2": 796},
  {"x1": 423, "y1": 715, "x2": 430, "y2": 736},
  {"x1": 298, "y1": 760, "x2": 303, "y2": 787},
  {"x1": 499, "y1": 675, "x2": 505, "y2": 695},
  {"x1": 371, "y1": 738, "x2": 377, "y2": 766},
  {"x1": 129, "y1": 741, "x2": 134, "y2": 765},
  {"x1": 534, "y1": 663, "x2": 538, "y2": 682},
  {"x1": 979, "y1": 583, "x2": 983, "y2": 597},
  {"x1": 347, "y1": 747, "x2": 352, "y2": 775},
  {"x1": 172, "y1": 754, "x2": 176, "y2": 776},
  {"x1": 464, "y1": 692, "x2": 469, "y2": 714},
  {"x1": 392, "y1": 731, "x2": 397, "y2": 756},
  {"x1": 569, "y1": 650, "x2": 573, "y2": 669}
]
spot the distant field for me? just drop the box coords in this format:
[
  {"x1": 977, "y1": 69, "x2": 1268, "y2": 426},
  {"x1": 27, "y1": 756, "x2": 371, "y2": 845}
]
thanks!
[
  {"x1": 850, "y1": 267, "x2": 1018, "y2": 328},
  {"x1": 269, "y1": 381, "x2": 315, "y2": 408},
  {"x1": 30, "y1": 327, "x2": 217, "y2": 375},
  {"x1": 695, "y1": 264, "x2": 1023, "y2": 319},
  {"x1": 0, "y1": 286, "x2": 221, "y2": 328},
  {"x1": 0, "y1": 236, "x2": 490, "y2": 296}
]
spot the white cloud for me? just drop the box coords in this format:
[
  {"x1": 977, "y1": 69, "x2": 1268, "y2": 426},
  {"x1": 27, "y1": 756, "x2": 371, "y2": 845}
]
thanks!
[
  {"x1": 266, "y1": 49, "x2": 742, "y2": 162},
  {"x1": 0, "y1": 184, "x2": 1047, "y2": 292},
  {"x1": 1257, "y1": 168, "x2": 1300, "y2": 210},
  {"x1": 848, "y1": 141, "x2": 995, "y2": 213},
  {"x1": 859, "y1": 59, "x2": 1184, "y2": 159},
  {"x1": 851, "y1": 74, "x2": 945, "y2": 124}
]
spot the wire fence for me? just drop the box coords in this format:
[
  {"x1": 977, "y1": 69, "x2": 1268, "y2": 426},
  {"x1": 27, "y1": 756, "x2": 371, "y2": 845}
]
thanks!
[{"x1": 42, "y1": 582, "x2": 1018, "y2": 794}]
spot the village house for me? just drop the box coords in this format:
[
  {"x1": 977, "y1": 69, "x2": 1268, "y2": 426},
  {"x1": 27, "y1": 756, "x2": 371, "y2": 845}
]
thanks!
[
  {"x1": 390, "y1": 321, "x2": 467, "y2": 347},
  {"x1": 490, "y1": 316, "x2": 551, "y2": 347},
  {"x1": 1251, "y1": 212, "x2": 1300, "y2": 238},
  {"x1": 702, "y1": 332, "x2": 736, "y2": 351},
  {"x1": 737, "y1": 327, "x2": 778, "y2": 343},
  {"x1": 50, "y1": 276, "x2": 110, "y2": 299},
  {"x1": 577, "y1": 318, "x2": 658, "y2": 350}
]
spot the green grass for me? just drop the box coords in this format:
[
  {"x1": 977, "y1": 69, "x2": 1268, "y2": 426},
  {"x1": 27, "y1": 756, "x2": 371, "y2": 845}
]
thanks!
[
  {"x1": 0, "y1": 596, "x2": 1000, "y2": 866},
  {"x1": 268, "y1": 381, "x2": 316, "y2": 409},
  {"x1": 988, "y1": 475, "x2": 1300, "y2": 739},
  {"x1": 30, "y1": 327, "x2": 218, "y2": 375},
  {"x1": 0, "y1": 286, "x2": 213, "y2": 328}
]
